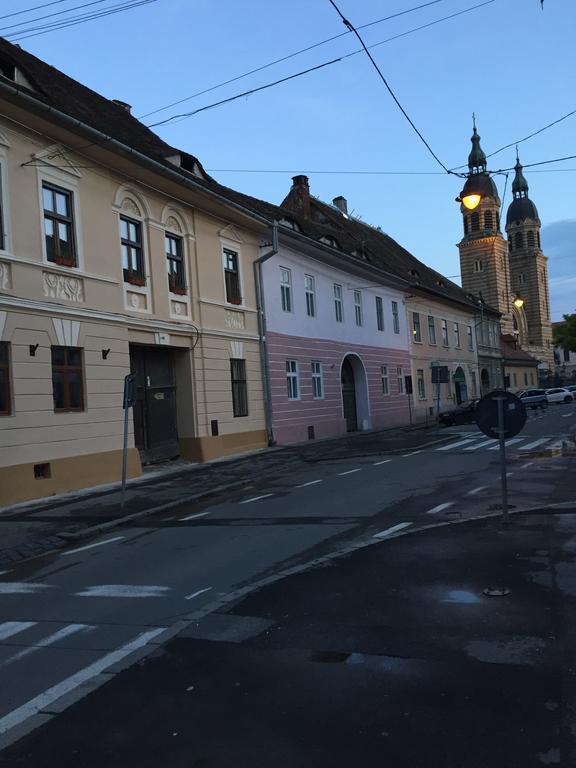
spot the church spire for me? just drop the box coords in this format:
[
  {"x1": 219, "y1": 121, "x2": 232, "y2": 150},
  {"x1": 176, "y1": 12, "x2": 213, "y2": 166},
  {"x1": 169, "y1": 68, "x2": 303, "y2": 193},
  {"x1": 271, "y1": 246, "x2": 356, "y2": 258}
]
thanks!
[
  {"x1": 512, "y1": 148, "x2": 529, "y2": 199},
  {"x1": 468, "y1": 114, "x2": 487, "y2": 174}
]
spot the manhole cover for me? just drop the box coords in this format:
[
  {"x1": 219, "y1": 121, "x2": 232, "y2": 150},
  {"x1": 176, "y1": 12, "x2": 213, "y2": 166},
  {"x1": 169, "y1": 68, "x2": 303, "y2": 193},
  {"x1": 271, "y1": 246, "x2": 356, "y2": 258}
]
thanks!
[
  {"x1": 487, "y1": 504, "x2": 517, "y2": 511},
  {"x1": 483, "y1": 587, "x2": 510, "y2": 597}
]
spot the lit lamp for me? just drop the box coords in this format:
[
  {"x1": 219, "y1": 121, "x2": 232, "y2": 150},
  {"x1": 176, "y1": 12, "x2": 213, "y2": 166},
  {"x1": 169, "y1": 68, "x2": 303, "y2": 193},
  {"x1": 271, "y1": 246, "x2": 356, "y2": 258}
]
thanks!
[
  {"x1": 513, "y1": 295, "x2": 525, "y2": 309},
  {"x1": 455, "y1": 173, "x2": 489, "y2": 211}
]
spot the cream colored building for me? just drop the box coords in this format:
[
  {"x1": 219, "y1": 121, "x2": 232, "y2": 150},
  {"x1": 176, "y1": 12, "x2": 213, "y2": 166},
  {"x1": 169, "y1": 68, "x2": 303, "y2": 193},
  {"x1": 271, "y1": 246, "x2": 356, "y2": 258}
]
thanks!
[
  {"x1": 406, "y1": 292, "x2": 482, "y2": 423},
  {"x1": 0, "y1": 40, "x2": 269, "y2": 505}
]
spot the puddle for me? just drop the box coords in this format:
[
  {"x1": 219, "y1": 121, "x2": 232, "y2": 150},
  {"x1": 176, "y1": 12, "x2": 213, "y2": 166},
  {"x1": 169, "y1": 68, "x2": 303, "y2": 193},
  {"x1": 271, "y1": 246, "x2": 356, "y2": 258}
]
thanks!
[{"x1": 312, "y1": 651, "x2": 350, "y2": 663}]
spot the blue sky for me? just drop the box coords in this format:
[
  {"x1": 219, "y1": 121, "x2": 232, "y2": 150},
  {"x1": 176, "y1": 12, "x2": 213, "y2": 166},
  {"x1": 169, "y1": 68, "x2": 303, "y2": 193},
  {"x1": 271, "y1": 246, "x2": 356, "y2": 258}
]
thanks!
[{"x1": 4, "y1": 0, "x2": 574, "y2": 319}]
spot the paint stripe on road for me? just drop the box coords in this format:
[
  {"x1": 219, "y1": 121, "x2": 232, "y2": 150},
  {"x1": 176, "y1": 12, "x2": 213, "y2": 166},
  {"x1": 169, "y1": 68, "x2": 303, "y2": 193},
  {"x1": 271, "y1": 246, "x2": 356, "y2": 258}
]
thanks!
[
  {"x1": 437, "y1": 439, "x2": 477, "y2": 451},
  {"x1": 426, "y1": 502, "x2": 454, "y2": 515},
  {"x1": 373, "y1": 522, "x2": 412, "y2": 539},
  {"x1": 239, "y1": 494, "x2": 273, "y2": 504},
  {"x1": 488, "y1": 438, "x2": 524, "y2": 451},
  {"x1": 296, "y1": 479, "x2": 323, "y2": 488},
  {"x1": 337, "y1": 469, "x2": 362, "y2": 476},
  {"x1": 562, "y1": 413, "x2": 574, "y2": 418},
  {"x1": 0, "y1": 624, "x2": 92, "y2": 669},
  {"x1": 518, "y1": 438, "x2": 550, "y2": 451},
  {"x1": 185, "y1": 587, "x2": 213, "y2": 601},
  {"x1": 0, "y1": 622, "x2": 36, "y2": 641},
  {"x1": 61, "y1": 537, "x2": 125, "y2": 557},
  {"x1": 464, "y1": 439, "x2": 498, "y2": 451},
  {"x1": 373, "y1": 460, "x2": 392, "y2": 466},
  {"x1": 402, "y1": 450, "x2": 422, "y2": 457},
  {"x1": 75, "y1": 585, "x2": 171, "y2": 598},
  {"x1": 0, "y1": 627, "x2": 166, "y2": 738},
  {"x1": 180, "y1": 511, "x2": 212, "y2": 521},
  {"x1": 467, "y1": 486, "x2": 487, "y2": 496},
  {"x1": 0, "y1": 583, "x2": 51, "y2": 595}
]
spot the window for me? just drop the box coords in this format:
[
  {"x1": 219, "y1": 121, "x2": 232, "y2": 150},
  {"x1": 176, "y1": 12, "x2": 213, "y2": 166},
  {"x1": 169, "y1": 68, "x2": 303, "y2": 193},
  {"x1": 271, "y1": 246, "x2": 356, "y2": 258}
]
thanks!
[
  {"x1": 224, "y1": 248, "x2": 241, "y2": 304},
  {"x1": 463, "y1": 216, "x2": 468, "y2": 236},
  {"x1": 530, "y1": 372, "x2": 535, "y2": 385},
  {"x1": 381, "y1": 365, "x2": 389, "y2": 395},
  {"x1": 311, "y1": 361, "x2": 324, "y2": 399},
  {"x1": 230, "y1": 359, "x2": 248, "y2": 417},
  {"x1": 518, "y1": 273, "x2": 526, "y2": 285},
  {"x1": 467, "y1": 325, "x2": 474, "y2": 351},
  {"x1": 43, "y1": 183, "x2": 76, "y2": 267},
  {"x1": 0, "y1": 342, "x2": 11, "y2": 415},
  {"x1": 527, "y1": 231, "x2": 535, "y2": 248},
  {"x1": 304, "y1": 275, "x2": 316, "y2": 317},
  {"x1": 280, "y1": 267, "x2": 292, "y2": 312},
  {"x1": 471, "y1": 371, "x2": 477, "y2": 398},
  {"x1": 51, "y1": 346, "x2": 84, "y2": 411},
  {"x1": 524, "y1": 371, "x2": 529, "y2": 386},
  {"x1": 286, "y1": 360, "x2": 299, "y2": 400},
  {"x1": 454, "y1": 322, "x2": 461, "y2": 347},
  {"x1": 417, "y1": 369, "x2": 426, "y2": 400},
  {"x1": 0, "y1": 166, "x2": 5, "y2": 251},
  {"x1": 375, "y1": 296, "x2": 384, "y2": 331},
  {"x1": 441, "y1": 319, "x2": 449, "y2": 346},
  {"x1": 564, "y1": 349, "x2": 570, "y2": 363},
  {"x1": 484, "y1": 211, "x2": 493, "y2": 230},
  {"x1": 513, "y1": 372, "x2": 518, "y2": 387},
  {"x1": 334, "y1": 284, "x2": 343, "y2": 323},
  {"x1": 165, "y1": 234, "x2": 185, "y2": 294},
  {"x1": 397, "y1": 367, "x2": 404, "y2": 394},
  {"x1": 474, "y1": 259, "x2": 483, "y2": 272},
  {"x1": 120, "y1": 216, "x2": 144, "y2": 284},
  {"x1": 470, "y1": 212, "x2": 480, "y2": 231},
  {"x1": 412, "y1": 312, "x2": 421, "y2": 343},
  {"x1": 515, "y1": 232, "x2": 524, "y2": 249},
  {"x1": 354, "y1": 290, "x2": 363, "y2": 326},
  {"x1": 428, "y1": 315, "x2": 436, "y2": 345},
  {"x1": 392, "y1": 301, "x2": 400, "y2": 334}
]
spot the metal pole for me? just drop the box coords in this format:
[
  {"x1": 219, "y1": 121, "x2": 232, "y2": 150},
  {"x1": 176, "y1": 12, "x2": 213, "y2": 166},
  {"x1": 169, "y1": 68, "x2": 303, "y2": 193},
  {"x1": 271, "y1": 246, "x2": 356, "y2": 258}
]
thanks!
[
  {"x1": 407, "y1": 391, "x2": 412, "y2": 425},
  {"x1": 496, "y1": 395, "x2": 509, "y2": 525},
  {"x1": 121, "y1": 401, "x2": 129, "y2": 510}
]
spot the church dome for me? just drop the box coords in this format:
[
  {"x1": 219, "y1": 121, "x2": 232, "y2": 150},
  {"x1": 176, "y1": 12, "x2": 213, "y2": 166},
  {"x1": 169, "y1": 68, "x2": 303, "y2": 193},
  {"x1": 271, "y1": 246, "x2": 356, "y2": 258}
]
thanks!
[{"x1": 506, "y1": 196, "x2": 539, "y2": 226}]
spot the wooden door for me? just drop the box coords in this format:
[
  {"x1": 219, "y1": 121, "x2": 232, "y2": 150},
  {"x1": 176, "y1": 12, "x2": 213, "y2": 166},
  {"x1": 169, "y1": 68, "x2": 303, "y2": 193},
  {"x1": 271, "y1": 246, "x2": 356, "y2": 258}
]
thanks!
[{"x1": 341, "y1": 358, "x2": 357, "y2": 432}]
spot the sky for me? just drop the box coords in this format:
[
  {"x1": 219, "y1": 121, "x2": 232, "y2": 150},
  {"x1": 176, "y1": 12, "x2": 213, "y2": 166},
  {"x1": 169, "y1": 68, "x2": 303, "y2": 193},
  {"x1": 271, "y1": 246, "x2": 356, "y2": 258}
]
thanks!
[{"x1": 3, "y1": 0, "x2": 574, "y2": 319}]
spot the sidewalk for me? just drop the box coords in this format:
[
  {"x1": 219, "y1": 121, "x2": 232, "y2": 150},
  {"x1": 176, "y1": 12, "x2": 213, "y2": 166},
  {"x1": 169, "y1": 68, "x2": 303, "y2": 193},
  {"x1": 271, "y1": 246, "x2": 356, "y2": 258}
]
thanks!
[
  {"x1": 0, "y1": 424, "x2": 449, "y2": 568},
  {"x1": 3, "y1": 505, "x2": 575, "y2": 766}
]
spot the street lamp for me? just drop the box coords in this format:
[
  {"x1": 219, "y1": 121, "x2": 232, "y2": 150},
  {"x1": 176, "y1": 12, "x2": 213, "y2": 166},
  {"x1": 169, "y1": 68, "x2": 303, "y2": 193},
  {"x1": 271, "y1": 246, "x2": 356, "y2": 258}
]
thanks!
[
  {"x1": 455, "y1": 172, "x2": 497, "y2": 211},
  {"x1": 513, "y1": 295, "x2": 525, "y2": 309}
]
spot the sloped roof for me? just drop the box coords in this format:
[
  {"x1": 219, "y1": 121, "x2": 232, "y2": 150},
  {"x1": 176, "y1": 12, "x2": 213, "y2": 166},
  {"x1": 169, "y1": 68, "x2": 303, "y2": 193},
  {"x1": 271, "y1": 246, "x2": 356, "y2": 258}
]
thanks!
[{"x1": 501, "y1": 334, "x2": 539, "y2": 366}]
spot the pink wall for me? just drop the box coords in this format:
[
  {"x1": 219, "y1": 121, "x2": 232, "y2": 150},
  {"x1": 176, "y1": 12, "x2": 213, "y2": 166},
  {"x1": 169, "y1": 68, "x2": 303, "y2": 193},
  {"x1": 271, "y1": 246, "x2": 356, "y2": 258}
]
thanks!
[{"x1": 268, "y1": 331, "x2": 412, "y2": 445}]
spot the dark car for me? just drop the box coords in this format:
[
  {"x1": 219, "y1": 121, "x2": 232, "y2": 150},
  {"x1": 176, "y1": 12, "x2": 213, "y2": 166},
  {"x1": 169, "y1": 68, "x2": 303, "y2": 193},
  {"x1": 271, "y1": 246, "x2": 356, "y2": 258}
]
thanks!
[
  {"x1": 517, "y1": 388, "x2": 548, "y2": 409},
  {"x1": 439, "y1": 400, "x2": 478, "y2": 427}
]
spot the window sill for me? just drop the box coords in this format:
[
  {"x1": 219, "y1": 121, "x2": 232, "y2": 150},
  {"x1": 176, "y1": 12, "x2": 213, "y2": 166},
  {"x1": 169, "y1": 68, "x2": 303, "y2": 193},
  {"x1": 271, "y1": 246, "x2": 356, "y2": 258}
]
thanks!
[{"x1": 54, "y1": 409, "x2": 85, "y2": 413}]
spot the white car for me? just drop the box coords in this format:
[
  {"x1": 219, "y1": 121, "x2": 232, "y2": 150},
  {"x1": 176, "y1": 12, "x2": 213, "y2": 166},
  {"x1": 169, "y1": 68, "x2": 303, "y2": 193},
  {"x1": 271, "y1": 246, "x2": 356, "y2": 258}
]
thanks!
[{"x1": 545, "y1": 387, "x2": 574, "y2": 404}]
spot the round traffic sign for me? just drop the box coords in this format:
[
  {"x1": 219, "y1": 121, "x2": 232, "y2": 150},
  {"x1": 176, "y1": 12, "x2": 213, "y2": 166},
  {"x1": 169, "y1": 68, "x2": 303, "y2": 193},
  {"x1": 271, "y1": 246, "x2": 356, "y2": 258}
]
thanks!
[{"x1": 475, "y1": 390, "x2": 527, "y2": 439}]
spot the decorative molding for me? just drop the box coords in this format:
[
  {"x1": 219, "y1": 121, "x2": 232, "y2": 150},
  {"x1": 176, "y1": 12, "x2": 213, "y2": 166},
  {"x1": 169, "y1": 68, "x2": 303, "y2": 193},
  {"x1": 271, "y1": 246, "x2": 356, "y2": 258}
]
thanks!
[
  {"x1": 42, "y1": 271, "x2": 84, "y2": 303},
  {"x1": 165, "y1": 216, "x2": 182, "y2": 233},
  {"x1": 52, "y1": 317, "x2": 80, "y2": 346},
  {"x1": 230, "y1": 340, "x2": 244, "y2": 359},
  {"x1": 0, "y1": 129, "x2": 11, "y2": 148},
  {"x1": 171, "y1": 300, "x2": 189, "y2": 317},
  {"x1": 0, "y1": 310, "x2": 6, "y2": 339},
  {"x1": 121, "y1": 197, "x2": 141, "y2": 218},
  {"x1": 0, "y1": 252, "x2": 118, "y2": 285},
  {"x1": 219, "y1": 224, "x2": 244, "y2": 244},
  {"x1": 224, "y1": 310, "x2": 245, "y2": 330},
  {"x1": 0, "y1": 261, "x2": 12, "y2": 290},
  {"x1": 155, "y1": 332, "x2": 170, "y2": 345}
]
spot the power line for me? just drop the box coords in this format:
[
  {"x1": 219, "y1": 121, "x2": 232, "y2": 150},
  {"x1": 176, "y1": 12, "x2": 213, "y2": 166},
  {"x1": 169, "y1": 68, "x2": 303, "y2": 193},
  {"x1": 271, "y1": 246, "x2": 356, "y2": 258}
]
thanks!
[
  {"x1": 0, "y1": 0, "x2": 73, "y2": 22},
  {"x1": 0, "y1": 0, "x2": 110, "y2": 33},
  {"x1": 326, "y1": 0, "x2": 453, "y2": 174},
  {"x1": 139, "y1": 0, "x2": 449, "y2": 119}
]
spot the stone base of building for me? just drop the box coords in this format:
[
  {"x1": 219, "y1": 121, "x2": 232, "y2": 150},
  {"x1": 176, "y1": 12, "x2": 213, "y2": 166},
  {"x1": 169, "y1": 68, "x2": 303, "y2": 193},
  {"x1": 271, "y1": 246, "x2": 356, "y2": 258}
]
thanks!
[
  {"x1": 0, "y1": 448, "x2": 142, "y2": 507},
  {"x1": 179, "y1": 430, "x2": 268, "y2": 463}
]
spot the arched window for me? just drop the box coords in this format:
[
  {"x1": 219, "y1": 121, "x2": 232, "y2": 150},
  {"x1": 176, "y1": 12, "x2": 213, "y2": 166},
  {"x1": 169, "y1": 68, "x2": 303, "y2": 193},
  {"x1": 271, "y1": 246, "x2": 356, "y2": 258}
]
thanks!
[
  {"x1": 515, "y1": 231, "x2": 524, "y2": 249},
  {"x1": 463, "y1": 216, "x2": 468, "y2": 235},
  {"x1": 537, "y1": 231, "x2": 541, "y2": 248},
  {"x1": 527, "y1": 231, "x2": 535, "y2": 248},
  {"x1": 484, "y1": 211, "x2": 493, "y2": 230},
  {"x1": 470, "y1": 212, "x2": 480, "y2": 232}
]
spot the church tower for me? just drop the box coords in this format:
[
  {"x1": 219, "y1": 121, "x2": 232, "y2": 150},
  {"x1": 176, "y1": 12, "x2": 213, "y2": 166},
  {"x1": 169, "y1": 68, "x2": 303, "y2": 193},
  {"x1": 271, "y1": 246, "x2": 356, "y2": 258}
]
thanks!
[
  {"x1": 458, "y1": 122, "x2": 514, "y2": 334},
  {"x1": 505, "y1": 153, "x2": 553, "y2": 367}
]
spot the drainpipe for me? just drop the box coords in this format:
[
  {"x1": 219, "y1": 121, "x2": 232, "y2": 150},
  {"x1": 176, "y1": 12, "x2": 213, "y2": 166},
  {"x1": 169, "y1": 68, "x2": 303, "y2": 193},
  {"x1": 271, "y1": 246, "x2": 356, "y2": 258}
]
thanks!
[{"x1": 254, "y1": 221, "x2": 279, "y2": 446}]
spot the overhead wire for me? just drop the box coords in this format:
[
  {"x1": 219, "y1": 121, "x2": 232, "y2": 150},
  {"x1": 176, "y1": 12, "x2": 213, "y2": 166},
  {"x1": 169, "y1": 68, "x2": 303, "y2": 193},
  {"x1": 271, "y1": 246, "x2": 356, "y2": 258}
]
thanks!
[
  {"x1": 0, "y1": 0, "x2": 111, "y2": 33},
  {"x1": 0, "y1": 0, "x2": 73, "y2": 22}
]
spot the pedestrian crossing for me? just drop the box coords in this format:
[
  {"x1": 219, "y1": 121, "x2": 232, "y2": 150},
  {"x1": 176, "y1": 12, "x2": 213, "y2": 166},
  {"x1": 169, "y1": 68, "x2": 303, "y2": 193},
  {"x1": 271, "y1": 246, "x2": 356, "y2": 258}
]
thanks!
[{"x1": 438, "y1": 435, "x2": 564, "y2": 453}]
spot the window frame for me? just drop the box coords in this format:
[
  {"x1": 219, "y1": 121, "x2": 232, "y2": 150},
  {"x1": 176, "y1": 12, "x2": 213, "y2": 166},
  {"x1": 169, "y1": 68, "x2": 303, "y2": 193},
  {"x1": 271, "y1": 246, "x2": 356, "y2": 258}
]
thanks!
[
  {"x1": 375, "y1": 296, "x2": 384, "y2": 331},
  {"x1": 334, "y1": 283, "x2": 343, "y2": 323},
  {"x1": 304, "y1": 274, "x2": 316, "y2": 318},
  {"x1": 223, "y1": 247, "x2": 242, "y2": 305},
  {"x1": 165, "y1": 232, "x2": 186, "y2": 294},
  {"x1": 0, "y1": 163, "x2": 6, "y2": 253},
  {"x1": 391, "y1": 301, "x2": 400, "y2": 334},
  {"x1": 42, "y1": 182, "x2": 77, "y2": 268},
  {"x1": 354, "y1": 290, "x2": 363, "y2": 327},
  {"x1": 286, "y1": 359, "x2": 300, "y2": 400},
  {"x1": 381, "y1": 365, "x2": 390, "y2": 395},
  {"x1": 230, "y1": 358, "x2": 248, "y2": 417},
  {"x1": 120, "y1": 215, "x2": 145, "y2": 285},
  {"x1": 51, "y1": 346, "x2": 85, "y2": 412},
  {"x1": 311, "y1": 361, "x2": 324, "y2": 399},
  {"x1": 412, "y1": 312, "x2": 422, "y2": 343},
  {"x1": 0, "y1": 341, "x2": 12, "y2": 415},
  {"x1": 453, "y1": 322, "x2": 461, "y2": 348},
  {"x1": 397, "y1": 366, "x2": 404, "y2": 394},
  {"x1": 280, "y1": 267, "x2": 292, "y2": 313},
  {"x1": 427, "y1": 315, "x2": 436, "y2": 345},
  {"x1": 441, "y1": 319, "x2": 449, "y2": 346}
]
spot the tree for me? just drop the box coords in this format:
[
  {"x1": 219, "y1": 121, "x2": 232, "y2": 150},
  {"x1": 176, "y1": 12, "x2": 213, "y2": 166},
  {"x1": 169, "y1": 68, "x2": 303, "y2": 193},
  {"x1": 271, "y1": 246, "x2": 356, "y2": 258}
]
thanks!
[{"x1": 553, "y1": 313, "x2": 576, "y2": 353}]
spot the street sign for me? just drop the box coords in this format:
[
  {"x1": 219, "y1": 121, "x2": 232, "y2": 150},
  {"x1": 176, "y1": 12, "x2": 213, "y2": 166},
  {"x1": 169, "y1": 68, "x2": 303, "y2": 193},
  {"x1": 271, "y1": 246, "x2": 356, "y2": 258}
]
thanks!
[
  {"x1": 431, "y1": 366, "x2": 449, "y2": 384},
  {"x1": 475, "y1": 390, "x2": 527, "y2": 440}
]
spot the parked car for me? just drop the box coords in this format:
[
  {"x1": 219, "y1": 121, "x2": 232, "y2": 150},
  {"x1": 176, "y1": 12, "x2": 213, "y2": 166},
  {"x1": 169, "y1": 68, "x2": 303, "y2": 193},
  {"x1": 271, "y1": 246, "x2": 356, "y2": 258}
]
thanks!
[
  {"x1": 564, "y1": 385, "x2": 576, "y2": 394},
  {"x1": 545, "y1": 387, "x2": 574, "y2": 404},
  {"x1": 438, "y1": 400, "x2": 479, "y2": 427},
  {"x1": 517, "y1": 389, "x2": 548, "y2": 409}
]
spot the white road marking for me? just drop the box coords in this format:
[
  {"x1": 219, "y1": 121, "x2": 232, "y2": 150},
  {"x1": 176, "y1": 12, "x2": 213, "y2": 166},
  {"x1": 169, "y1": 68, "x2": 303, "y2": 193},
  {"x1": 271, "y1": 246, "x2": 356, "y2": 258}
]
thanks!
[
  {"x1": 0, "y1": 583, "x2": 51, "y2": 595},
  {"x1": 506, "y1": 472, "x2": 514, "y2": 478},
  {"x1": 562, "y1": 413, "x2": 573, "y2": 418},
  {"x1": 0, "y1": 622, "x2": 36, "y2": 641},
  {"x1": 75, "y1": 585, "x2": 171, "y2": 598},
  {"x1": 239, "y1": 494, "x2": 273, "y2": 504},
  {"x1": 373, "y1": 522, "x2": 412, "y2": 539},
  {"x1": 464, "y1": 439, "x2": 498, "y2": 451},
  {"x1": 373, "y1": 459, "x2": 392, "y2": 466},
  {"x1": 0, "y1": 627, "x2": 165, "y2": 737},
  {"x1": 0, "y1": 570, "x2": 10, "y2": 576},
  {"x1": 180, "y1": 511, "x2": 211, "y2": 521},
  {"x1": 467, "y1": 486, "x2": 487, "y2": 496},
  {"x1": 437, "y1": 439, "x2": 477, "y2": 451},
  {"x1": 0, "y1": 624, "x2": 92, "y2": 668},
  {"x1": 61, "y1": 536, "x2": 125, "y2": 556},
  {"x1": 519, "y1": 438, "x2": 550, "y2": 451},
  {"x1": 427, "y1": 502, "x2": 454, "y2": 515},
  {"x1": 338, "y1": 469, "x2": 361, "y2": 476},
  {"x1": 185, "y1": 587, "x2": 213, "y2": 601},
  {"x1": 521, "y1": 462, "x2": 534, "y2": 469},
  {"x1": 296, "y1": 479, "x2": 323, "y2": 488},
  {"x1": 488, "y1": 438, "x2": 524, "y2": 450}
]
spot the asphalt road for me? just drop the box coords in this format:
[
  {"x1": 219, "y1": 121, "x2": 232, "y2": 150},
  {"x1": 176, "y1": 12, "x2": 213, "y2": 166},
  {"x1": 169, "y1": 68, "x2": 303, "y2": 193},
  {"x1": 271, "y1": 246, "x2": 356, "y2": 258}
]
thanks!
[{"x1": 0, "y1": 402, "x2": 574, "y2": 754}]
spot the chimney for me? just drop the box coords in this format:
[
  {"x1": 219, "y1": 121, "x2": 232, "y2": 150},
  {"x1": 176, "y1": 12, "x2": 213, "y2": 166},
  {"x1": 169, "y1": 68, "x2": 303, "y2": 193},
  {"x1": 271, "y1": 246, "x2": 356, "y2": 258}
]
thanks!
[
  {"x1": 291, "y1": 175, "x2": 311, "y2": 219},
  {"x1": 333, "y1": 196, "x2": 348, "y2": 215},
  {"x1": 112, "y1": 99, "x2": 132, "y2": 113}
]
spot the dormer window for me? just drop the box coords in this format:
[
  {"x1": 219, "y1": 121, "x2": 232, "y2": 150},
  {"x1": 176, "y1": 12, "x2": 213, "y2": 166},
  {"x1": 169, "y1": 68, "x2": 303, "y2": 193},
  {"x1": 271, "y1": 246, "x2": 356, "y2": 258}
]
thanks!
[
  {"x1": 484, "y1": 211, "x2": 493, "y2": 230},
  {"x1": 436, "y1": 279, "x2": 445, "y2": 288},
  {"x1": 319, "y1": 235, "x2": 339, "y2": 249},
  {"x1": 279, "y1": 217, "x2": 300, "y2": 232},
  {"x1": 409, "y1": 268, "x2": 420, "y2": 279}
]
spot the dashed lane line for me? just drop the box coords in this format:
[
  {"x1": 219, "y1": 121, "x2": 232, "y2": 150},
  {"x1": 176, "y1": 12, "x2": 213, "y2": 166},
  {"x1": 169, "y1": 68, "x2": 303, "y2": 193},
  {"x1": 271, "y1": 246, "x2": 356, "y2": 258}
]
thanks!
[
  {"x1": 373, "y1": 522, "x2": 412, "y2": 539},
  {"x1": 185, "y1": 587, "x2": 213, "y2": 601},
  {"x1": 521, "y1": 462, "x2": 533, "y2": 469},
  {"x1": 519, "y1": 438, "x2": 552, "y2": 451},
  {"x1": 0, "y1": 624, "x2": 93, "y2": 669},
  {"x1": 437, "y1": 439, "x2": 477, "y2": 451},
  {"x1": 467, "y1": 486, "x2": 487, "y2": 496},
  {"x1": 296, "y1": 479, "x2": 323, "y2": 488},
  {"x1": 239, "y1": 494, "x2": 273, "y2": 504},
  {"x1": 0, "y1": 583, "x2": 51, "y2": 595},
  {"x1": 373, "y1": 459, "x2": 392, "y2": 466},
  {"x1": 402, "y1": 450, "x2": 422, "y2": 457},
  {"x1": 488, "y1": 438, "x2": 524, "y2": 451},
  {"x1": 426, "y1": 502, "x2": 454, "y2": 515},
  {"x1": 337, "y1": 469, "x2": 362, "y2": 476},
  {"x1": 61, "y1": 536, "x2": 125, "y2": 557},
  {"x1": 180, "y1": 511, "x2": 212, "y2": 522},
  {"x1": 74, "y1": 585, "x2": 171, "y2": 599}
]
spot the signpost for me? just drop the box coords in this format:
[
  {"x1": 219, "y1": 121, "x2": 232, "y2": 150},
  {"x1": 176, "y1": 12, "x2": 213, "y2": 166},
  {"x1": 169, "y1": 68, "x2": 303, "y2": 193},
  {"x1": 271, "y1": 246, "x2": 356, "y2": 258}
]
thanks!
[
  {"x1": 431, "y1": 364, "x2": 449, "y2": 419},
  {"x1": 475, "y1": 390, "x2": 527, "y2": 524},
  {"x1": 121, "y1": 373, "x2": 136, "y2": 510}
]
